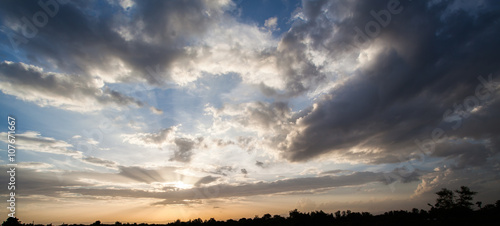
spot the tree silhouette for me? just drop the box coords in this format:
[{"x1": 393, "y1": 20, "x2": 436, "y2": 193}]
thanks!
[
  {"x1": 2, "y1": 218, "x2": 21, "y2": 226},
  {"x1": 434, "y1": 188, "x2": 455, "y2": 210},
  {"x1": 455, "y1": 186, "x2": 477, "y2": 210}
]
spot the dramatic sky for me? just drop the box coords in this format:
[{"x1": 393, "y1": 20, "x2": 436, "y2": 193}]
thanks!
[{"x1": 1, "y1": 0, "x2": 500, "y2": 224}]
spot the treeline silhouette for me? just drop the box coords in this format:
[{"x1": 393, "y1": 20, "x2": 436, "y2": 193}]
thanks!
[{"x1": 4, "y1": 186, "x2": 500, "y2": 226}]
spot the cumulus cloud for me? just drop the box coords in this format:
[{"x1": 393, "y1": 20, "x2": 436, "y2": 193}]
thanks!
[
  {"x1": 0, "y1": 0, "x2": 343, "y2": 98},
  {"x1": 207, "y1": 101, "x2": 292, "y2": 147},
  {"x1": 275, "y1": 0, "x2": 500, "y2": 164},
  {"x1": 189, "y1": 0, "x2": 500, "y2": 175}
]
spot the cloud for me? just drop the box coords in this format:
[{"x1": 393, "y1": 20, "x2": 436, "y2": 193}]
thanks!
[
  {"x1": 0, "y1": 0, "x2": 344, "y2": 100},
  {"x1": 0, "y1": 165, "x2": 89, "y2": 197},
  {"x1": 320, "y1": 169, "x2": 351, "y2": 175},
  {"x1": 0, "y1": 131, "x2": 118, "y2": 169},
  {"x1": 0, "y1": 165, "x2": 201, "y2": 198},
  {"x1": 122, "y1": 126, "x2": 203, "y2": 162},
  {"x1": 150, "y1": 106, "x2": 164, "y2": 115},
  {"x1": 276, "y1": 0, "x2": 500, "y2": 164},
  {"x1": 207, "y1": 101, "x2": 292, "y2": 143},
  {"x1": 206, "y1": 166, "x2": 235, "y2": 177},
  {"x1": 49, "y1": 171, "x2": 389, "y2": 203},
  {"x1": 0, "y1": 131, "x2": 79, "y2": 157},
  {"x1": 410, "y1": 163, "x2": 500, "y2": 199},
  {"x1": 194, "y1": 176, "x2": 219, "y2": 187},
  {"x1": 0, "y1": 0, "x2": 233, "y2": 85},
  {"x1": 264, "y1": 17, "x2": 278, "y2": 31},
  {"x1": 122, "y1": 127, "x2": 176, "y2": 147},
  {"x1": 0, "y1": 0, "x2": 285, "y2": 92},
  {"x1": 0, "y1": 61, "x2": 144, "y2": 112},
  {"x1": 17, "y1": 162, "x2": 55, "y2": 171},
  {"x1": 431, "y1": 140, "x2": 493, "y2": 169},
  {"x1": 171, "y1": 138, "x2": 196, "y2": 162},
  {"x1": 82, "y1": 156, "x2": 117, "y2": 168}
]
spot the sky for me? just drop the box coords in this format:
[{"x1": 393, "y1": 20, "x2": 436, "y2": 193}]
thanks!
[{"x1": 0, "y1": 0, "x2": 500, "y2": 224}]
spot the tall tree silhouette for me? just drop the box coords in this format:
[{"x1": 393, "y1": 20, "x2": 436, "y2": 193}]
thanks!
[
  {"x1": 435, "y1": 188, "x2": 455, "y2": 210},
  {"x1": 455, "y1": 186, "x2": 477, "y2": 210}
]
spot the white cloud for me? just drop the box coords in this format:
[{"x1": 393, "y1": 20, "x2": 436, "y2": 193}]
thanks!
[
  {"x1": 264, "y1": 16, "x2": 278, "y2": 31},
  {"x1": 150, "y1": 106, "x2": 164, "y2": 115},
  {"x1": 122, "y1": 127, "x2": 177, "y2": 148}
]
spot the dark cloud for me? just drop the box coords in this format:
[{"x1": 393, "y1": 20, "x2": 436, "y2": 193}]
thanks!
[
  {"x1": 241, "y1": 168, "x2": 248, "y2": 174},
  {"x1": 194, "y1": 176, "x2": 219, "y2": 187},
  {"x1": 82, "y1": 156, "x2": 117, "y2": 168},
  {"x1": 255, "y1": 161, "x2": 264, "y2": 168},
  {"x1": 432, "y1": 141, "x2": 493, "y2": 169},
  {"x1": 170, "y1": 137, "x2": 196, "y2": 162},
  {"x1": 384, "y1": 167, "x2": 422, "y2": 184},
  {"x1": 278, "y1": 0, "x2": 500, "y2": 165},
  {"x1": 320, "y1": 169, "x2": 351, "y2": 175},
  {"x1": 0, "y1": 165, "x2": 88, "y2": 197}
]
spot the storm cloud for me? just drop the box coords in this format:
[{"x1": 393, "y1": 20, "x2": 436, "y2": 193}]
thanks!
[{"x1": 278, "y1": 0, "x2": 500, "y2": 164}]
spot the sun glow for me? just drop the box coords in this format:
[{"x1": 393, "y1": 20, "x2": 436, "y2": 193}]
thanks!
[{"x1": 172, "y1": 181, "x2": 194, "y2": 190}]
